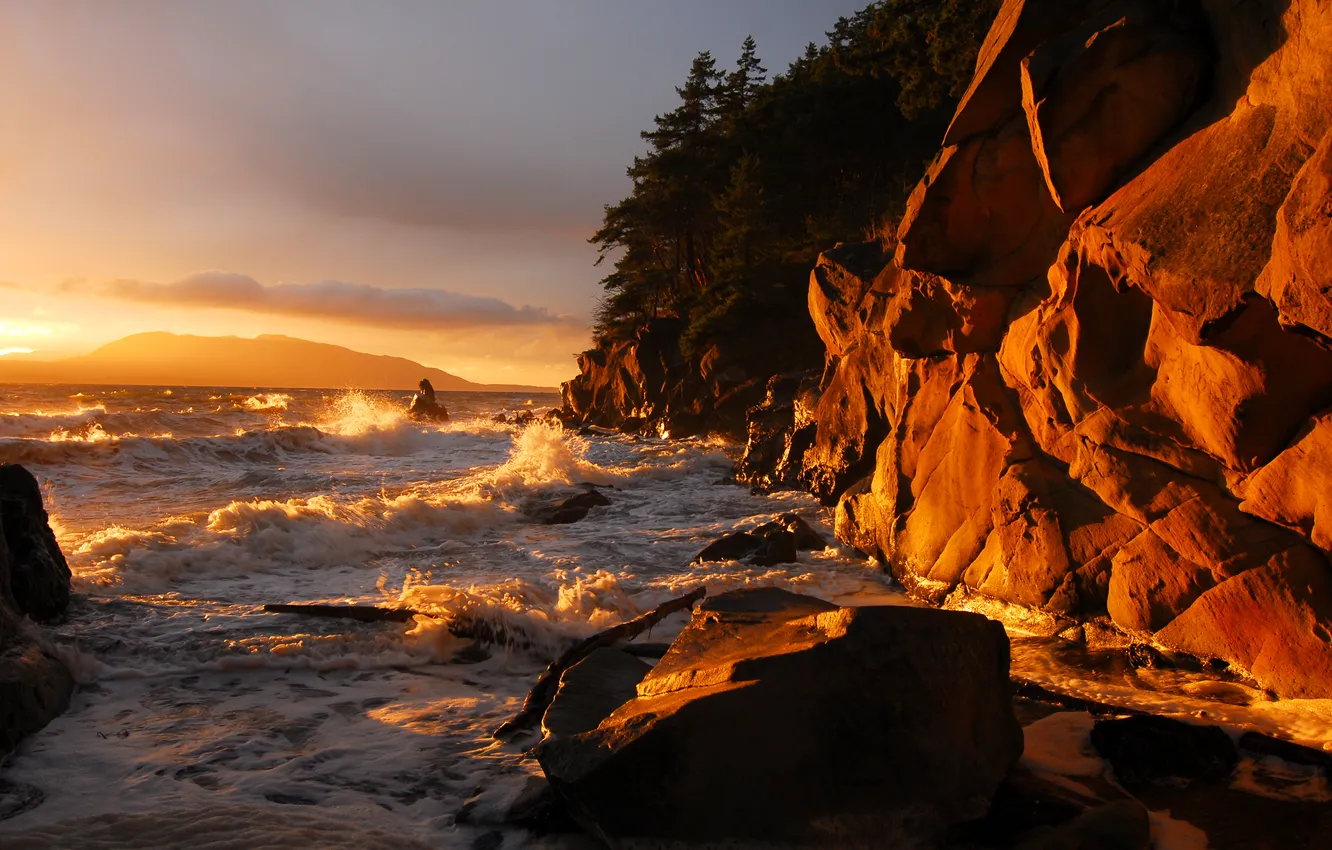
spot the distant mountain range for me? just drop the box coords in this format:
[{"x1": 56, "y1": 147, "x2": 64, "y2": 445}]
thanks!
[{"x1": 0, "y1": 332, "x2": 557, "y2": 393}]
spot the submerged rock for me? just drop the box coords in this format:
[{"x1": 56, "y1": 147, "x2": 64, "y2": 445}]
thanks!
[
  {"x1": 529, "y1": 488, "x2": 612, "y2": 525},
  {"x1": 537, "y1": 588, "x2": 1022, "y2": 847},
  {"x1": 692, "y1": 514, "x2": 827, "y2": 567},
  {"x1": 1089, "y1": 715, "x2": 1238, "y2": 792}
]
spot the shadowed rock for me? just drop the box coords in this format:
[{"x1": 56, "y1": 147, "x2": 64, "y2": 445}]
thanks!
[
  {"x1": 1089, "y1": 715, "x2": 1238, "y2": 792},
  {"x1": 530, "y1": 489, "x2": 612, "y2": 525},
  {"x1": 537, "y1": 589, "x2": 1022, "y2": 847},
  {"x1": 0, "y1": 464, "x2": 74, "y2": 755}
]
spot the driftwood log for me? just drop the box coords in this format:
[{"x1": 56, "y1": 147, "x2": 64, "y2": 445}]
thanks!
[{"x1": 492, "y1": 585, "x2": 707, "y2": 741}]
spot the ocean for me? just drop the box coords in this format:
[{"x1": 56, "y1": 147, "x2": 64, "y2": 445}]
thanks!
[{"x1": 1, "y1": 384, "x2": 1329, "y2": 848}]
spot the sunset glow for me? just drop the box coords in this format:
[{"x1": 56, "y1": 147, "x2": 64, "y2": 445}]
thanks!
[{"x1": 0, "y1": 1, "x2": 854, "y2": 388}]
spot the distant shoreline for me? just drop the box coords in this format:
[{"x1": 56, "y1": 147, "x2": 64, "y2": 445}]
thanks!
[{"x1": 0, "y1": 378, "x2": 559, "y2": 395}]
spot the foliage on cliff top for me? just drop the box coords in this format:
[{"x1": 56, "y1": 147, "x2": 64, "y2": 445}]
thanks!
[{"x1": 589, "y1": 0, "x2": 1000, "y2": 370}]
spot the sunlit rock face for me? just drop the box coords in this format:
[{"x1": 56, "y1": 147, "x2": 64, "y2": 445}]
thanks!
[
  {"x1": 0, "y1": 464, "x2": 75, "y2": 753},
  {"x1": 812, "y1": 0, "x2": 1332, "y2": 699}
]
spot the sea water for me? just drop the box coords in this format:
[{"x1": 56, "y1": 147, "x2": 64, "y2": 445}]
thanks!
[{"x1": 0, "y1": 384, "x2": 1328, "y2": 848}]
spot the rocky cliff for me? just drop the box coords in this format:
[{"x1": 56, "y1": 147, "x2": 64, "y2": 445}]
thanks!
[
  {"x1": 791, "y1": 0, "x2": 1332, "y2": 699},
  {"x1": 560, "y1": 319, "x2": 772, "y2": 439}
]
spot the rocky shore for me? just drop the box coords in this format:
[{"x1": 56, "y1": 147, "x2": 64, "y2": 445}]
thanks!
[
  {"x1": 484, "y1": 586, "x2": 1332, "y2": 848},
  {"x1": 561, "y1": 0, "x2": 1332, "y2": 702}
]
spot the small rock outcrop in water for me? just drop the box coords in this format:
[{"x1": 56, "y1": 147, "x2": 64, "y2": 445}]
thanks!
[
  {"x1": 732, "y1": 0, "x2": 1332, "y2": 700},
  {"x1": 692, "y1": 513, "x2": 827, "y2": 566},
  {"x1": 406, "y1": 378, "x2": 449, "y2": 423},
  {"x1": 528, "y1": 488, "x2": 612, "y2": 525},
  {"x1": 537, "y1": 588, "x2": 1021, "y2": 847},
  {"x1": 558, "y1": 319, "x2": 769, "y2": 439},
  {"x1": 0, "y1": 464, "x2": 75, "y2": 754}
]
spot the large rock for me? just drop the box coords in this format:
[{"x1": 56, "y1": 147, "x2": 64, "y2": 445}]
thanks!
[
  {"x1": 0, "y1": 464, "x2": 75, "y2": 754},
  {"x1": 0, "y1": 464, "x2": 71, "y2": 622},
  {"x1": 809, "y1": 0, "x2": 1332, "y2": 700},
  {"x1": 537, "y1": 589, "x2": 1022, "y2": 847}
]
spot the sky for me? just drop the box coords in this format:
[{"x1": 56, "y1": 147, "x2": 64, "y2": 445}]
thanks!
[{"x1": 0, "y1": 1, "x2": 870, "y2": 387}]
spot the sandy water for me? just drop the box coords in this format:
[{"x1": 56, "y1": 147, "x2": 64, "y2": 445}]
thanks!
[{"x1": 0, "y1": 384, "x2": 1328, "y2": 848}]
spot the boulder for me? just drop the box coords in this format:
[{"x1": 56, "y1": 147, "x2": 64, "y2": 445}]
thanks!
[
  {"x1": 0, "y1": 464, "x2": 71, "y2": 622},
  {"x1": 692, "y1": 515, "x2": 823, "y2": 567},
  {"x1": 537, "y1": 589, "x2": 1022, "y2": 847},
  {"x1": 1089, "y1": 715, "x2": 1238, "y2": 792},
  {"x1": 530, "y1": 489, "x2": 612, "y2": 525},
  {"x1": 0, "y1": 465, "x2": 75, "y2": 754}
]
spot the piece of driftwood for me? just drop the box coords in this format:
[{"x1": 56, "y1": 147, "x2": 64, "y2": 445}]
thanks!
[
  {"x1": 492, "y1": 586, "x2": 707, "y2": 741},
  {"x1": 263, "y1": 603, "x2": 419, "y2": 622}
]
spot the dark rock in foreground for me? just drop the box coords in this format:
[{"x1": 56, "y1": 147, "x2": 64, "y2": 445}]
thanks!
[
  {"x1": 1090, "y1": 715, "x2": 1238, "y2": 792},
  {"x1": 537, "y1": 588, "x2": 1022, "y2": 847},
  {"x1": 0, "y1": 464, "x2": 75, "y2": 755},
  {"x1": 0, "y1": 465, "x2": 71, "y2": 622}
]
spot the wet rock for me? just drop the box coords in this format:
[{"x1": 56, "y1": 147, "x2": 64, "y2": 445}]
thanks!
[
  {"x1": 540, "y1": 648, "x2": 651, "y2": 740},
  {"x1": 1124, "y1": 643, "x2": 1174, "y2": 670},
  {"x1": 537, "y1": 589, "x2": 1022, "y2": 847},
  {"x1": 746, "y1": 528, "x2": 798, "y2": 567},
  {"x1": 530, "y1": 489, "x2": 612, "y2": 525},
  {"x1": 1089, "y1": 715, "x2": 1238, "y2": 792},
  {"x1": 558, "y1": 318, "x2": 785, "y2": 441},
  {"x1": 692, "y1": 531, "x2": 761, "y2": 563},
  {"x1": 1015, "y1": 799, "x2": 1151, "y2": 850},
  {"x1": 753, "y1": 513, "x2": 828, "y2": 551},
  {"x1": 693, "y1": 516, "x2": 822, "y2": 567},
  {"x1": 0, "y1": 465, "x2": 74, "y2": 755},
  {"x1": 0, "y1": 464, "x2": 71, "y2": 622}
]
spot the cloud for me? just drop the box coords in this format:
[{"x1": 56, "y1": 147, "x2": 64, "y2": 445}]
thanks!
[{"x1": 89, "y1": 272, "x2": 576, "y2": 331}]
